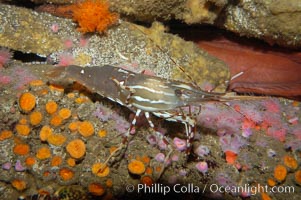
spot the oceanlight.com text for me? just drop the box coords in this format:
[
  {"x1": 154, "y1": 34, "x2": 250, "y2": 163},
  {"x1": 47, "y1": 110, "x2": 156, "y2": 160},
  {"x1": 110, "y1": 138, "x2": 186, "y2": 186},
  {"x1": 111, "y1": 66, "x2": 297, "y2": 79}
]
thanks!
[{"x1": 126, "y1": 183, "x2": 295, "y2": 196}]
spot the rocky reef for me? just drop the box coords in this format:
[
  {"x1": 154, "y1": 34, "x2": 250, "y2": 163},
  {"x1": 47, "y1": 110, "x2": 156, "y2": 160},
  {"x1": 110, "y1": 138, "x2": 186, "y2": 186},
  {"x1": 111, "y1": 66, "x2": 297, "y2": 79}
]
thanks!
[{"x1": 33, "y1": 0, "x2": 301, "y2": 48}]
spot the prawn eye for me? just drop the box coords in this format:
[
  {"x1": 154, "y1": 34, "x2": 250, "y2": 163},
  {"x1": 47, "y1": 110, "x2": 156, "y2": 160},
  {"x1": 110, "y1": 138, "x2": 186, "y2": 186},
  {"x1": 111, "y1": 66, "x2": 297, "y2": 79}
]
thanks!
[{"x1": 175, "y1": 89, "x2": 182, "y2": 97}]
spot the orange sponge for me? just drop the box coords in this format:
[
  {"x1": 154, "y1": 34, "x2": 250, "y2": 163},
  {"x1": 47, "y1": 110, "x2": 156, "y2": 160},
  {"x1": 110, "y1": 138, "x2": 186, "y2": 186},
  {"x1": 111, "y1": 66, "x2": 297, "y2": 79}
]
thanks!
[{"x1": 72, "y1": 0, "x2": 119, "y2": 33}]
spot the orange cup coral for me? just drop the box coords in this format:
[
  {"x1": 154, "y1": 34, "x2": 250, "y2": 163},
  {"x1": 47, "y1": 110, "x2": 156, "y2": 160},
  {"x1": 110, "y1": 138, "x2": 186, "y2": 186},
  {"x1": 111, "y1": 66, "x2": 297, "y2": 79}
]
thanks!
[
  {"x1": 66, "y1": 139, "x2": 86, "y2": 159},
  {"x1": 71, "y1": 0, "x2": 119, "y2": 33},
  {"x1": 50, "y1": 115, "x2": 63, "y2": 127},
  {"x1": 67, "y1": 92, "x2": 75, "y2": 98},
  {"x1": 88, "y1": 183, "x2": 105, "y2": 196},
  {"x1": 274, "y1": 164, "x2": 287, "y2": 182},
  {"x1": 47, "y1": 134, "x2": 66, "y2": 146},
  {"x1": 37, "y1": 88, "x2": 49, "y2": 96},
  {"x1": 295, "y1": 170, "x2": 301, "y2": 185},
  {"x1": 140, "y1": 175, "x2": 153, "y2": 186},
  {"x1": 39, "y1": 125, "x2": 53, "y2": 141},
  {"x1": 109, "y1": 146, "x2": 118, "y2": 154},
  {"x1": 59, "y1": 108, "x2": 72, "y2": 120},
  {"x1": 16, "y1": 124, "x2": 31, "y2": 136},
  {"x1": 11, "y1": 179, "x2": 27, "y2": 191},
  {"x1": 36, "y1": 146, "x2": 51, "y2": 160},
  {"x1": 68, "y1": 121, "x2": 80, "y2": 132},
  {"x1": 51, "y1": 156, "x2": 63, "y2": 167},
  {"x1": 29, "y1": 79, "x2": 44, "y2": 87},
  {"x1": 261, "y1": 192, "x2": 272, "y2": 200},
  {"x1": 267, "y1": 178, "x2": 276, "y2": 187},
  {"x1": 145, "y1": 167, "x2": 153, "y2": 175},
  {"x1": 67, "y1": 158, "x2": 76, "y2": 167},
  {"x1": 155, "y1": 166, "x2": 162, "y2": 173},
  {"x1": 75, "y1": 96, "x2": 90, "y2": 104},
  {"x1": 283, "y1": 155, "x2": 298, "y2": 170},
  {"x1": 13, "y1": 143, "x2": 30, "y2": 156},
  {"x1": 78, "y1": 121, "x2": 94, "y2": 137},
  {"x1": 45, "y1": 100, "x2": 58, "y2": 114},
  {"x1": 0, "y1": 130, "x2": 13, "y2": 141},
  {"x1": 19, "y1": 118, "x2": 27, "y2": 125},
  {"x1": 106, "y1": 179, "x2": 113, "y2": 188},
  {"x1": 25, "y1": 156, "x2": 36, "y2": 166},
  {"x1": 128, "y1": 159, "x2": 146, "y2": 175},
  {"x1": 19, "y1": 92, "x2": 36, "y2": 113},
  {"x1": 98, "y1": 129, "x2": 107, "y2": 138},
  {"x1": 29, "y1": 111, "x2": 43, "y2": 126},
  {"x1": 92, "y1": 163, "x2": 110, "y2": 177},
  {"x1": 59, "y1": 167, "x2": 74, "y2": 181},
  {"x1": 141, "y1": 155, "x2": 150, "y2": 164},
  {"x1": 48, "y1": 84, "x2": 64, "y2": 93}
]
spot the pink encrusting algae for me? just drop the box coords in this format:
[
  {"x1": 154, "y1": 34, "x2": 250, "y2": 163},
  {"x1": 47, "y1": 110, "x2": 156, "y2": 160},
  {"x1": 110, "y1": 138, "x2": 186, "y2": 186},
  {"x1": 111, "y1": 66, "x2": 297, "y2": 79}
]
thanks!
[
  {"x1": 0, "y1": 73, "x2": 12, "y2": 85},
  {"x1": 79, "y1": 36, "x2": 89, "y2": 47},
  {"x1": 0, "y1": 47, "x2": 12, "y2": 68},
  {"x1": 0, "y1": 66, "x2": 37, "y2": 89},
  {"x1": 262, "y1": 99, "x2": 281, "y2": 113},
  {"x1": 292, "y1": 126, "x2": 301, "y2": 140},
  {"x1": 197, "y1": 103, "x2": 243, "y2": 134},
  {"x1": 14, "y1": 67, "x2": 38, "y2": 89},
  {"x1": 197, "y1": 97, "x2": 301, "y2": 155},
  {"x1": 219, "y1": 134, "x2": 247, "y2": 154},
  {"x1": 93, "y1": 103, "x2": 130, "y2": 134},
  {"x1": 57, "y1": 53, "x2": 75, "y2": 67},
  {"x1": 63, "y1": 39, "x2": 74, "y2": 49},
  {"x1": 267, "y1": 127, "x2": 287, "y2": 142}
]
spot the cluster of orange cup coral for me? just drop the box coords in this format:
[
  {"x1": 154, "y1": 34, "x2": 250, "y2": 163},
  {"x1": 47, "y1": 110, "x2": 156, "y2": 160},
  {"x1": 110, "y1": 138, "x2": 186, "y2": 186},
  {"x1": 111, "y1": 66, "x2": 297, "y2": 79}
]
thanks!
[
  {"x1": 266, "y1": 154, "x2": 300, "y2": 191},
  {"x1": 16, "y1": 83, "x2": 93, "y2": 158},
  {"x1": 5, "y1": 78, "x2": 114, "y2": 195},
  {"x1": 16, "y1": 91, "x2": 42, "y2": 137},
  {"x1": 125, "y1": 156, "x2": 157, "y2": 190},
  {"x1": 11, "y1": 78, "x2": 158, "y2": 197}
]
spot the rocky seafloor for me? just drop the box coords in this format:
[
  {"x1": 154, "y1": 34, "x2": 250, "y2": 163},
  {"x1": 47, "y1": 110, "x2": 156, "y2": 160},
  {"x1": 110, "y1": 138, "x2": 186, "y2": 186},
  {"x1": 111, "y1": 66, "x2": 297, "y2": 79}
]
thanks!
[
  {"x1": 0, "y1": 1, "x2": 301, "y2": 200},
  {"x1": 1, "y1": 63, "x2": 301, "y2": 200}
]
